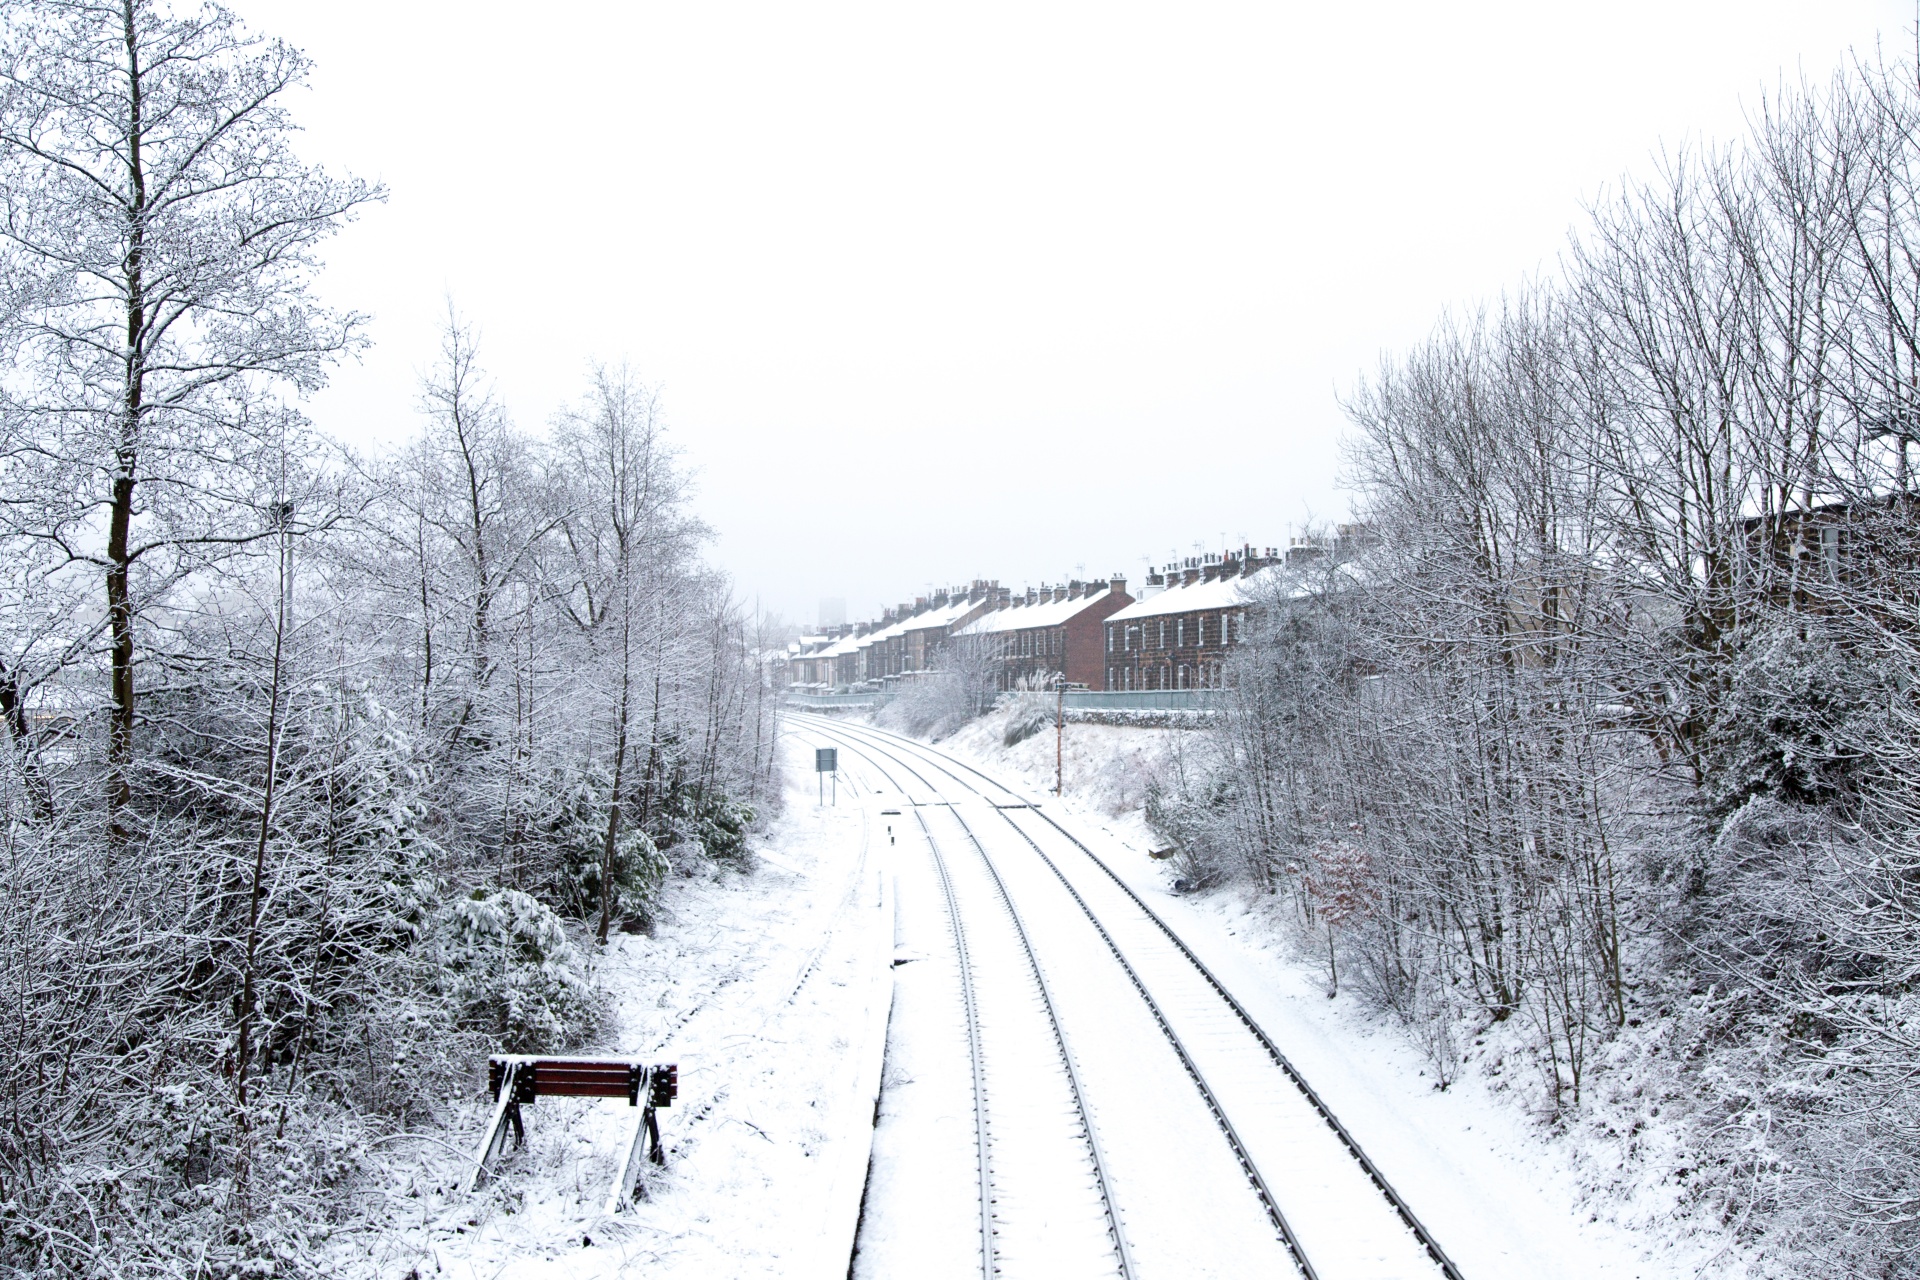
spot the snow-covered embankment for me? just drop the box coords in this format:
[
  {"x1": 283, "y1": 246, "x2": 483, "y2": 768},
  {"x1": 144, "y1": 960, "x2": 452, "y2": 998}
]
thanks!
[
  {"x1": 345, "y1": 733, "x2": 892, "y2": 1279},
  {"x1": 930, "y1": 703, "x2": 1757, "y2": 1279}
]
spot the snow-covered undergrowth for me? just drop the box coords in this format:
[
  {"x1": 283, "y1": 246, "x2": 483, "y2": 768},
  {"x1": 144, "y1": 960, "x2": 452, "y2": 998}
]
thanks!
[
  {"x1": 321, "y1": 734, "x2": 888, "y2": 1278},
  {"x1": 929, "y1": 701, "x2": 1766, "y2": 1278},
  {"x1": 938, "y1": 695, "x2": 1187, "y2": 824}
]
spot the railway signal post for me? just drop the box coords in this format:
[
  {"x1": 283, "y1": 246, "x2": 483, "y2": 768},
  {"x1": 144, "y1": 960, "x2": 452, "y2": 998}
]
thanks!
[{"x1": 816, "y1": 746, "x2": 838, "y2": 805}]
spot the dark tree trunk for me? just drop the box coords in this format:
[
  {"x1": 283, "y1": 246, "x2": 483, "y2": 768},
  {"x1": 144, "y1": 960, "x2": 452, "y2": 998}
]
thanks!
[{"x1": 107, "y1": 0, "x2": 149, "y2": 843}]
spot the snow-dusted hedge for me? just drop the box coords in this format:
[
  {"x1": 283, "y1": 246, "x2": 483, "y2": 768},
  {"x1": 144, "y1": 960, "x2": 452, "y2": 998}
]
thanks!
[{"x1": 436, "y1": 889, "x2": 604, "y2": 1052}]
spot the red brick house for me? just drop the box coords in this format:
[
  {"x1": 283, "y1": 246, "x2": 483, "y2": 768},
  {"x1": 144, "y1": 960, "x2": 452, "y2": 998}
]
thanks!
[
  {"x1": 953, "y1": 577, "x2": 1132, "y2": 690},
  {"x1": 897, "y1": 585, "x2": 997, "y2": 673},
  {"x1": 1105, "y1": 547, "x2": 1279, "y2": 691}
]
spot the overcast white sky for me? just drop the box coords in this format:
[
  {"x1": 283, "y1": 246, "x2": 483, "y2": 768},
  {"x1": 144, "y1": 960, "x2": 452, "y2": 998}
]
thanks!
[{"x1": 249, "y1": 0, "x2": 1910, "y2": 628}]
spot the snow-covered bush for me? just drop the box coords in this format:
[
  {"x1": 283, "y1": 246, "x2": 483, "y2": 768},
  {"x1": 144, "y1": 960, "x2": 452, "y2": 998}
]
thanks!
[
  {"x1": 435, "y1": 889, "x2": 603, "y2": 1052},
  {"x1": 874, "y1": 671, "x2": 975, "y2": 738},
  {"x1": 1143, "y1": 766, "x2": 1236, "y2": 890},
  {"x1": 1701, "y1": 620, "x2": 1890, "y2": 820},
  {"x1": 1000, "y1": 688, "x2": 1053, "y2": 747},
  {"x1": 521, "y1": 760, "x2": 670, "y2": 925},
  {"x1": 658, "y1": 781, "x2": 756, "y2": 869}
]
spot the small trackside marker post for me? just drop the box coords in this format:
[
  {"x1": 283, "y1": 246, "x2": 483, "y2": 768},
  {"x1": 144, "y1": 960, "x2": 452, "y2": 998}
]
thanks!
[{"x1": 816, "y1": 746, "x2": 838, "y2": 805}]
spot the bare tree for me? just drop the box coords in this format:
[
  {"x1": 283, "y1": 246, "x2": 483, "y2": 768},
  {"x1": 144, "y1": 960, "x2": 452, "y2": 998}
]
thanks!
[
  {"x1": 548, "y1": 364, "x2": 695, "y2": 941},
  {"x1": 0, "y1": 0, "x2": 378, "y2": 836},
  {"x1": 1151, "y1": 59, "x2": 1920, "y2": 1272}
]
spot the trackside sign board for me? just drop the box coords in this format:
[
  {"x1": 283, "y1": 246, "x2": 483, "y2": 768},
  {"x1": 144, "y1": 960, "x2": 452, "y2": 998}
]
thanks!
[{"x1": 815, "y1": 748, "x2": 837, "y2": 772}]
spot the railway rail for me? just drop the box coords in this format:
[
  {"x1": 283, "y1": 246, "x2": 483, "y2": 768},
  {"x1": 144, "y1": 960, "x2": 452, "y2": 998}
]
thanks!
[
  {"x1": 801, "y1": 713, "x2": 1468, "y2": 1280},
  {"x1": 903, "y1": 771, "x2": 1136, "y2": 1276}
]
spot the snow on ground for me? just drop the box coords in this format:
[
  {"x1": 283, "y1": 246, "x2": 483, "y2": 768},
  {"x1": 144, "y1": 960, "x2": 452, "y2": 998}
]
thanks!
[
  {"x1": 851, "y1": 804, "x2": 987, "y2": 1280},
  {"x1": 322, "y1": 704, "x2": 1756, "y2": 1278},
  {"x1": 926, "y1": 705, "x2": 1759, "y2": 1278},
  {"x1": 332, "y1": 731, "x2": 891, "y2": 1279},
  {"x1": 938, "y1": 701, "x2": 1185, "y2": 831}
]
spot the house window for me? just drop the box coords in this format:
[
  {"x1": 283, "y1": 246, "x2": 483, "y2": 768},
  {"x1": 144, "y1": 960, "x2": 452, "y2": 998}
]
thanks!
[{"x1": 1177, "y1": 618, "x2": 1185, "y2": 648}]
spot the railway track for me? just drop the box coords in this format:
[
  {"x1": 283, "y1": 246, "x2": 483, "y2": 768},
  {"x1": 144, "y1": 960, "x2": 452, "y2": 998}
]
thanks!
[
  {"x1": 802, "y1": 714, "x2": 1468, "y2": 1280},
  {"x1": 882, "y1": 759, "x2": 1137, "y2": 1276}
]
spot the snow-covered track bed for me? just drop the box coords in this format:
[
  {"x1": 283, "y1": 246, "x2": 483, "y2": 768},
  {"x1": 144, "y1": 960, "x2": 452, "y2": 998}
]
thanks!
[
  {"x1": 822, "y1": 726, "x2": 1132, "y2": 1278},
  {"x1": 921, "y1": 800, "x2": 1132, "y2": 1279},
  {"x1": 804, "y1": 715, "x2": 1466, "y2": 1280}
]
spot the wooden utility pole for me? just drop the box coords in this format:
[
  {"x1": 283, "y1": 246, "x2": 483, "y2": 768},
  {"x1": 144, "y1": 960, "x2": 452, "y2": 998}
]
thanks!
[{"x1": 1055, "y1": 676, "x2": 1064, "y2": 797}]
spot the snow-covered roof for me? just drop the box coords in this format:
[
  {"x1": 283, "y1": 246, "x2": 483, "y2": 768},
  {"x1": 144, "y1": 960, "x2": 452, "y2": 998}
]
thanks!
[
  {"x1": 809, "y1": 602, "x2": 967, "y2": 660},
  {"x1": 955, "y1": 586, "x2": 1121, "y2": 636},
  {"x1": 1108, "y1": 562, "x2": 1367, "y2": 622},
  {"x1": 814, "y1": 633, "x2": 864, "y2": 659},
  {"x1": 835, "y1": 598, "x2": 987, "y2": 650},
  {"x1": 853, "y1": 616, "x2": 914, "y2": 649},
  {"x1": 898, "y1": 597, "x2": 980, "y2": 632},
  {"x1": 1106, "y1": 567, "x2": 1275, "y2": 623}
]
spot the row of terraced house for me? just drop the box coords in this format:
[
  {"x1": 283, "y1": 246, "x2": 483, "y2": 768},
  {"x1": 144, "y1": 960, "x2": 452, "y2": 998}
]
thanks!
[{"x1": 785, "y1": 539, "x2": 1349, "y2": 694}]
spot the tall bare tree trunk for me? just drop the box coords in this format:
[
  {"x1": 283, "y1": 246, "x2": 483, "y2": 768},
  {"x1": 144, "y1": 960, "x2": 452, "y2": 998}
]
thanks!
[
  {"x1": 598, "y1": 607, "x2": 633, "y2": 945},
  {"x1": 0, "y1": 660, "x2": 53, "y2": 821},
  {"x1": 236, "y1": 505, "x2": 293, "y2": 1111},
  {"x1": 107, "y1": 0, "x2": 148, "y2": 842}
]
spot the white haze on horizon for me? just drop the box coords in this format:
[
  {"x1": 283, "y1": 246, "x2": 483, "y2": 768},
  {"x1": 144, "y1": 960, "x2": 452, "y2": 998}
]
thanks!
[{"x1": 244, "y1": 0, "x2": 1909, "y2": 627}]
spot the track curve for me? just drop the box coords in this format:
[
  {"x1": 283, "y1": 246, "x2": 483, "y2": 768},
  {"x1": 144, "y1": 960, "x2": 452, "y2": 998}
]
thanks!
[{"x1": 802, "y1": 713, "x2": 1468, "y2": 1280}]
